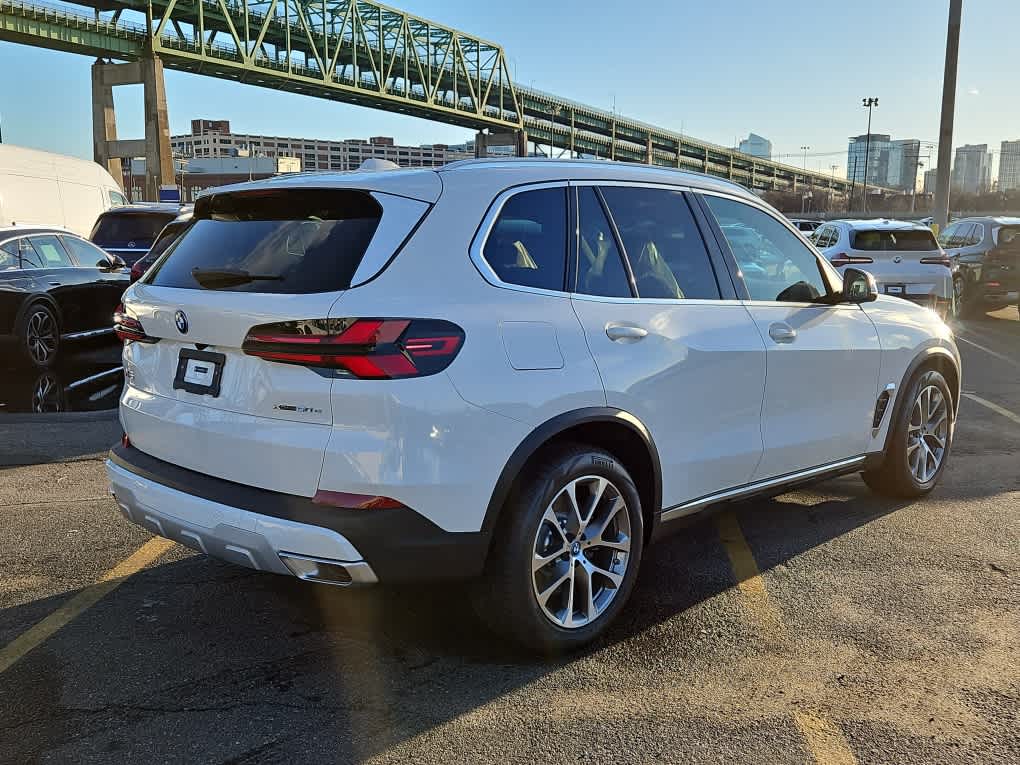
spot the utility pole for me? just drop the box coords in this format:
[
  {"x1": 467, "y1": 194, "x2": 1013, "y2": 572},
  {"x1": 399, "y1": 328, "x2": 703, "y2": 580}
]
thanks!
[
  {"x1": 934, "y1": 0, "x2": 962, "y2": 232},
  {"x1": 861, "y1": 97, "x2": 879, "y2": 214}
]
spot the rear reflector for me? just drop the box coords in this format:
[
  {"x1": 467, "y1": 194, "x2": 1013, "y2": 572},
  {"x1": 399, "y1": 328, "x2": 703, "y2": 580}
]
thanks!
[
  {"x1": 312, "y1": 490, "x2": 406, "y2": 510},
  {"x1": 829, "y1": 253, "x2": 874, "y2": 268},
  {"x1": 242, "y1": 317, "x2": 464, "y2": 379},
  {"x1": 919, "y1": 256, "x2": 952, "y2": 267},
  {"x1": 114, "y1": 303, "x2": 158, "y2": 344}
]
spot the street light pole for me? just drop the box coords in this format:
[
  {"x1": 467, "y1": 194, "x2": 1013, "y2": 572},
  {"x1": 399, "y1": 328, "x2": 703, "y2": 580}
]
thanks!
[
  {"x1": 861, "y1": 97, "x2": 879, "y2": 214},
  {"x1": 934, "y1": 0, "x2": 962, "y2": 232},
  {"x1": 800, "y1": 145, "x2": 810, "y2": 170}
]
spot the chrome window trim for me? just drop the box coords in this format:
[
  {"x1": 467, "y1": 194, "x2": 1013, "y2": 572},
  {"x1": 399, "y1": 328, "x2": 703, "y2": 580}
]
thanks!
[
  {"x1": 469, "y1": 180, "x2": 573, "y2": 299},
  {"x1": 570, "y1": 294, "x2": 746, "y2": 306}
]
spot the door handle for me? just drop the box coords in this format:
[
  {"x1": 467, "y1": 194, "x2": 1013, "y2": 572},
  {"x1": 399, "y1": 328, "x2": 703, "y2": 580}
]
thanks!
[
  {"x1": 48, "y1": 281, "x2": 62, "y2": 287},
  {"x1": 605, "y1": 323, "x2": 648, "y2": 342},
  {"x1": 768, "y1": 323, "x2": 797, "y2": 344}
]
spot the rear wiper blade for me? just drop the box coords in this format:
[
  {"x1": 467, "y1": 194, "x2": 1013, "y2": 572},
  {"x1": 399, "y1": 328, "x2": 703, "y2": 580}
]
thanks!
[{"x1": 191, "y1": 268, "x2": 283, "y2": 289}]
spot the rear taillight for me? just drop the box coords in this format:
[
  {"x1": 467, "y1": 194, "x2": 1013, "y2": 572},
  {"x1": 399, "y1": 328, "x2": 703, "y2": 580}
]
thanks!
[
  {"x1": 113, "y1": 303, "x2": 158, "y2": 344},
  {"x1": 919, "y1": 256, "x2": 952, "y2": 267},
  {"x1": 242, "y1": 318, "x2": 464, "y2": 379},
  {"x1": 829, "y1": 253, "x2": 874, "y2": 267}
]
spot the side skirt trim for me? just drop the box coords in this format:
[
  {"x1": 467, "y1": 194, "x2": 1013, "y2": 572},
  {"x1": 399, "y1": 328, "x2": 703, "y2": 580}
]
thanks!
[{"x1": 660, "y1": 455, "x2": 867, "y2": 522}]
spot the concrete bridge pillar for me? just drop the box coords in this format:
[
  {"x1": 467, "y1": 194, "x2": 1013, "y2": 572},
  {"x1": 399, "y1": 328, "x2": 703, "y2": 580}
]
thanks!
[
  {"x1": 92, "y1": 56, "x2": 174, "y2": 201},
  {"x1": 475, "y1": 129, "x2": 528, "y2": 158}
]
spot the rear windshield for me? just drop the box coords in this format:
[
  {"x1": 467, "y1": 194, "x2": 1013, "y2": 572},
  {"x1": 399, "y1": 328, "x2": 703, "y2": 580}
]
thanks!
[
  {"x1": 147, "y1": 189, "x2": 381, "y2": 293},
  {"x1": 91, "y1": 212, "x2": 177, "y2": 246},
  {"x1": 850, "y1": 229, "x2": 938, "y2": 251}
]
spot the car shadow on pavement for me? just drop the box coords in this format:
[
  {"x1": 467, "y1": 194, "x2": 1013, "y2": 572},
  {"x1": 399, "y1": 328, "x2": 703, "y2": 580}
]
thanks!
[{"x1": 0, "y1": 476, "x2": 912, "y2": 764}]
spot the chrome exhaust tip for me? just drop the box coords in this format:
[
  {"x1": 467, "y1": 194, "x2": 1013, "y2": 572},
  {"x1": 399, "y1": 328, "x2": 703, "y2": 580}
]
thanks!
[{"x1": 278, "y1": 553, "x2": 378, "y2": 586}]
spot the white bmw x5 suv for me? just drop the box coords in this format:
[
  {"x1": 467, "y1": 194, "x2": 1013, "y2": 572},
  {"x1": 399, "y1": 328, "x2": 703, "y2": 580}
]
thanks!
[{"x1": 107, "y1": 159, "x2": 961, "y2": 651}]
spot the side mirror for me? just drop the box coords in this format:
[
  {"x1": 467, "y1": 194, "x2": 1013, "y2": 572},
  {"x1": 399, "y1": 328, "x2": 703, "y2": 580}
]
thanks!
[
  {"x1": 99, "y1": 255, "x2": 126, "y2": 269},
  {"x1": 842, "y1": 267, "x2": 878, "y2": 303}
]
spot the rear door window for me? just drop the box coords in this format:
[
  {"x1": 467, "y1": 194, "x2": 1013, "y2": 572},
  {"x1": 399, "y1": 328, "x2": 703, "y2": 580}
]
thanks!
[
  {"x1": 575, "y1": 187, "x2": 632, "y2": 298},
  {"x1": 850, "y1": 229, "x2": 939, "y2": 251},
  {"x1": 28, "y1": 235, "x2": 74, "y2": 267},
  {"x1": 600, "y1": 186, "x2": 720, "y2": 300},
  {"x1": 148, "y1": 189, "x2": 382, "y2": 293},
  {"x1": 61, "y1": 235, "x2": 111, "y2": 267},
  {"x1": 483, "y1": 187, "x2": 567, "y2": 292}
]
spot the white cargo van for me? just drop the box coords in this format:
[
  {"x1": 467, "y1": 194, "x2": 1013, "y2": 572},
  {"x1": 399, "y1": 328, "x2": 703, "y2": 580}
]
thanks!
[{"x1": 0, "y1": 144, "x2": 128, "y2": 237}]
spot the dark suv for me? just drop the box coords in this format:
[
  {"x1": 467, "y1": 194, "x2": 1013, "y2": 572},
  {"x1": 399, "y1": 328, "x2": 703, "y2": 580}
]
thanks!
[
  {"x1": 90, "y1": 204, "x2": 182, "y2": 267},
  {"x1": 939, "y1": 217, "x2": 1020, "y2": 317}
]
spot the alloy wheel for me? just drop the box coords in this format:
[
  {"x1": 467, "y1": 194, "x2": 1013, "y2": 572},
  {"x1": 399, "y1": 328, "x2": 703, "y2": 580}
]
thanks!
[
  {"x1": 25, "y1": 309, "x2": 57, "y2": 365},
  {"x1": 531, "y1": 475, "x2": 632, "y2": 629},
  {"x1": 907, "y1": 384, "x2": 949, "y2": 483}
]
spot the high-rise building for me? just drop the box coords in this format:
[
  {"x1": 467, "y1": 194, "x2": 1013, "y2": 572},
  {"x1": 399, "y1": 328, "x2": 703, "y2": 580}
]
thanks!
[
  {"x1": 169, "y1": 119, "x2": 474, "y2": 171},
  {"x1": 998, "y1": 140, "x2": 1020, "y2": 192},
  {"x1": 846, "y1": 134, "x2": 921, "y2": 191},
  {"x1": 737, "y1": 133, "x2": 772, "y2": 159},
  {"x1": 847, "y1": 134, "x2": 890, "y2": 189},
  {"x1": 923, "y1": 167, "x2": 939, "y2": 195},
  {"x1": 887, "y1": 139, "x2": 922, "y2": 191},
  {"x1": 952, "y1": 144, "x2": 993, "y2": 194}
]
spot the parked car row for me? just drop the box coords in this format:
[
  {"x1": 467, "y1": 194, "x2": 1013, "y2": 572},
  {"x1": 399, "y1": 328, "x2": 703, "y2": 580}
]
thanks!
[{"x1": 789, "y1": 214, "x2": 1020, "y2": 319}]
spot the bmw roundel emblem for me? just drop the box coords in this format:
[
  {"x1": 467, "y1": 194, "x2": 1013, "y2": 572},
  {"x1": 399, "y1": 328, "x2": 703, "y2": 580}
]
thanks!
[
  {"x1": 175, "y1": 310, "x2": 189, "y2": 334},
  {"x1": 892, "y1": 255, "x2": 903, "y2": 264}
]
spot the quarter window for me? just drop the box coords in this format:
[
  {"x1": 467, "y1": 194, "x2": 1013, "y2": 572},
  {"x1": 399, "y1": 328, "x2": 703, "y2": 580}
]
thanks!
[
  {"x1": 575, "y1": 187, "x2": 632, "y2": 298},
  {"x1": 483, "y1": 188, "x2": 567, "y2": 292},
  {"x1": 704, "y1": 195, "x2": 828, "y2": 303},
  {"x1": 0, "y1": 240, "x2": 19, "y2": 270},
  {"x1": 599, "y1": 187, "x2": 720, "y2": 300}
]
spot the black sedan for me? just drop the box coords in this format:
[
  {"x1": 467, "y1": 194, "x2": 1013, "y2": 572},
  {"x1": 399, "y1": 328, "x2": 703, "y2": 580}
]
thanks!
[{"x1": 0, "y1": 226, "x2": 129, "y2": 368}]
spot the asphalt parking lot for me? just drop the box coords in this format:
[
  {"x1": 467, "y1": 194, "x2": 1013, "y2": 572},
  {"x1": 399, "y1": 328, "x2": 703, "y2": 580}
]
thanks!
[{"x1": 1, "y1": 309, "x2": 1017, "y2": 765}]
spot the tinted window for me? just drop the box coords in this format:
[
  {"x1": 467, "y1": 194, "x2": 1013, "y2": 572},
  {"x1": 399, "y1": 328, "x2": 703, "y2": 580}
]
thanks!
[
  {"x1": 938, "y1": 223, "x2": 959, "y2": 247},
  {"x1": 91, "y1": 212, "x2": 177, "y2": 247},
  {"x1": 704, "y1": 195, "x2": 827, "y2": 303},
  {"x1": 850, "y1": 229, "x2": 939, "y2": 251},
  {"x1": 29, "y1": 235, "x2": 74, "y2": 268},
  {"x1": 965, "y1": 223, "x2": 984, "y2": 246},
  {"x1": 149, "y1": 190, "x2": 381, "y2": 294},
  {"x1": 61, "y1": 235, "x2": 110, "y2": 266},
  {"x1": 600, "y1": 187, "x2": 719, "y2": 300},
  {"x1": 0, "y1": 240, "x2": 18, "y2": 270},
  {"x1": 575, "y1": 188, "x2": 631, "y2": 298},
  {"x1": 996, "y1": 225, "x2": 1020, "y2": 248},
  {"x1": 483, "y1": 188, "x2": 567, "y2": 292},
  {"x1": 814, "y1": 226, "x2": 832, "y2": 248},
  {"x1": 8, "y1": 239, "x2": 43, "y2": 269}
]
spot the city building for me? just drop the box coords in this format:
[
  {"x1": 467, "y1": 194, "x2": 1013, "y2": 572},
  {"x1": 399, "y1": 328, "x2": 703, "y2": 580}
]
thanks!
[
  {"x1": 998, "y1": 140, "x2": 1020, "y2": 192},
  {"x1": 170, "y1": 119, "x2": 474, "y2": 172},
  {"x1": 737, "y1": 133, "x2": 773, "y2": 159},
  {"x1": 847, "y1": 135, "x2": 922, "y2": 191},
  {"x1": 952, "y1": 144, "x2": 993, "y2": 194},
  {"x1": 123, "y1": 156, "x2": 301, "y2": 202},
  {"x1": 923, "y1": 167, "x2": 939, "y2": 195}
]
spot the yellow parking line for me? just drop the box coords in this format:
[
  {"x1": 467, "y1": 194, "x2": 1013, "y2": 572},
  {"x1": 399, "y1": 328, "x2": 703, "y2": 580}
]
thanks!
[
  {"x1": 0, "y1": 537, "x2": 174, "y2": 675},
  {"x1": 962, "y1": 392, "x2": 1020, "y2": 426},
  {"x1": 716, "y1": 512, "x2": 857, "y2": 765},
  {"x1": 793, "y1": 711, "x2": 859, "y2": 765}
]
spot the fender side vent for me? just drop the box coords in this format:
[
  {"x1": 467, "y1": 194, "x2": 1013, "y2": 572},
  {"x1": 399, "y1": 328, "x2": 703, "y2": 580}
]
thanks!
[{"x1": 872, "y1": 390, "x2": 892, "y2": 430}]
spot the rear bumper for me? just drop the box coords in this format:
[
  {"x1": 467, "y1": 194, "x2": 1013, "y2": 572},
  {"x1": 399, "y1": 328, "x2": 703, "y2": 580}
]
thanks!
[{"x1": 106, "y1": 443, "x2": 491, "y2": 584}]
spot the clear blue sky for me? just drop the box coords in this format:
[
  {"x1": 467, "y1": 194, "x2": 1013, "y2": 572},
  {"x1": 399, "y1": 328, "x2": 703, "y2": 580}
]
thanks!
[{"x1": 1, "y1": 0, "x2": 1016, "y2": 176}]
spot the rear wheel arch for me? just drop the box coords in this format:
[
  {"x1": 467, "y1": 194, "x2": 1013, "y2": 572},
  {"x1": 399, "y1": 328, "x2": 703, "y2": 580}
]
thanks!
[
  {"x1": 481, "y1": 408, "x2": 662, "y2": 544},
  {"x1": 14, "y1": 293, "x2": 62, "y2": 331}
]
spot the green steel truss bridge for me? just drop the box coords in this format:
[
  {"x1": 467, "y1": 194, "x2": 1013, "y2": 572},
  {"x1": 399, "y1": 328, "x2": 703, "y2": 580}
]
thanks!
[{"x1": 1, "y1": 0, "x2": 862, "y2": 194}]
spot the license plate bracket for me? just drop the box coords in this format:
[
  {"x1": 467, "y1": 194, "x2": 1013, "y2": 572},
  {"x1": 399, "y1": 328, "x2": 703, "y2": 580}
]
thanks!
[{"x1": 173, "y1": 349, "x2": 225, "y2": 397}]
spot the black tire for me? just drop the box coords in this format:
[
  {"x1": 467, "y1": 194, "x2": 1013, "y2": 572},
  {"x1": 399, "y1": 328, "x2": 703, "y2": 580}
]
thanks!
[
  {"x1": 862, "y1": 368, "x2": 954, "y2": 498},
  {"x1": 17, "y1": 302, "x2": 60, "y2": 369},
  {"x1": 472, "y1": 443, "x2": 645, "y2": 653}
]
